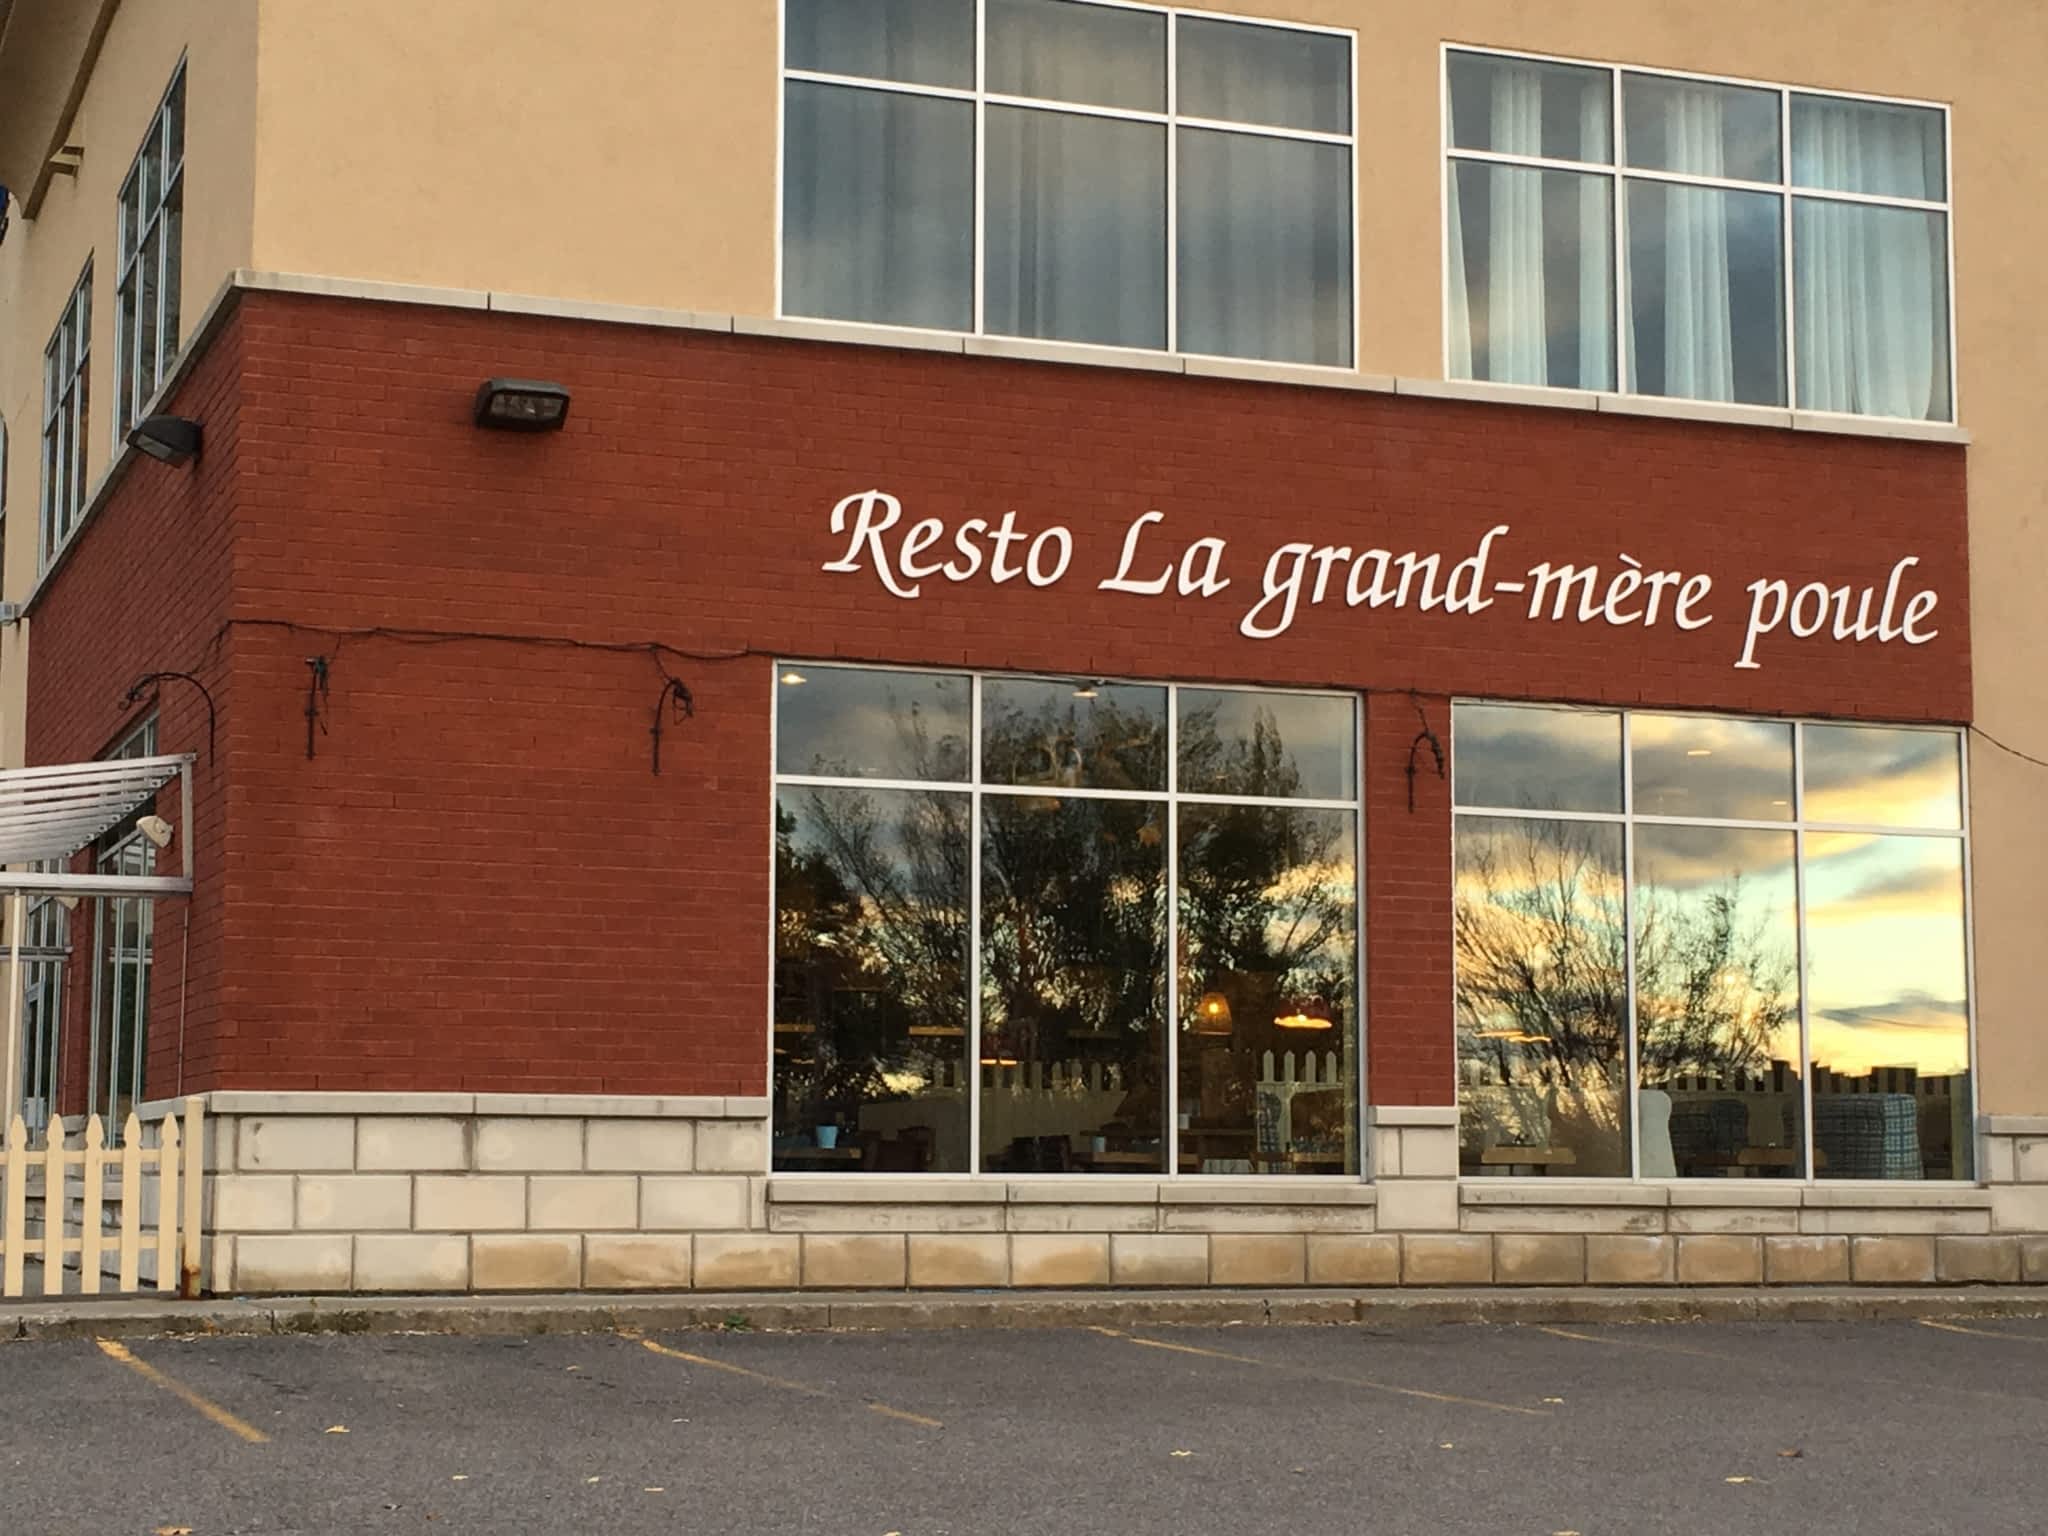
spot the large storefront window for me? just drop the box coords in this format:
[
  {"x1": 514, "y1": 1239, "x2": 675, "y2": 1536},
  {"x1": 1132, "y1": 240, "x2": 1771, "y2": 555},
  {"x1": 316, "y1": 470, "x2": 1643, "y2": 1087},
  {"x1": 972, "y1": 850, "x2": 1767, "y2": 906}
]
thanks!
[
  {"x1": 1453, "y1": 703, "x2": 1970, "y2": 1181},
  {"x1": 773, "y1": 664, "x2": 1360, "y2": 1175}
]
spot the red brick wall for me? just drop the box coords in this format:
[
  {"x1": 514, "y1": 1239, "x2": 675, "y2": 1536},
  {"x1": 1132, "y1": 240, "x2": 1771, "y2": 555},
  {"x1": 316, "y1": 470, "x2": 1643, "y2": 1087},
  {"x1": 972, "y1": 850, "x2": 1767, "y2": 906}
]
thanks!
[
  {"x1": 23, "y1": 292, "x2": 1973, "y2": 1106},
  {"x1": 27, "y1": 311, "x2": 244, "y2": 1117}
]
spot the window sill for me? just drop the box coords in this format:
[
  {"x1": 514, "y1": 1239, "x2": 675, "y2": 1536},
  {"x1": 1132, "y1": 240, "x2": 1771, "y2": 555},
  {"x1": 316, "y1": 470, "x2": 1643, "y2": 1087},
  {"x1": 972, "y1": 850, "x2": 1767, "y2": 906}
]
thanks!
[
  {"x1": 181, "y1": 1090, "x2": 767, "y2": 1119},
  {"x1": 746, "y1": 310, "x2": 1968, "y2": 443},
  {"x1": 767, "y1": 1174, "x2": 1375, "y2": 1205},
  {"x1": 1458, "y1": 1179, "x2": 1989, "y2": 1205}
]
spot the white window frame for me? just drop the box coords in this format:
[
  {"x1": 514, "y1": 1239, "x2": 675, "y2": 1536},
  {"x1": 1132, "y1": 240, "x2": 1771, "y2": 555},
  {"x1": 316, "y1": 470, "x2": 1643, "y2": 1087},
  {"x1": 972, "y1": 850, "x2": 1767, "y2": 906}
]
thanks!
[
  {"x1": 87, "y1": 716, "x2": 160, "y2": 1133},
  {"x1": 768, "y1": 659, "x2": 1369, "y2": 1178},
  {"x1": 1450, "y1": 701, "x2": 1976, "y2": 1184},
  {"x1": 115, "y1": 59, "x2": 188, "y2": 443},
  {"x1": 16, "y1": 860, "x2": 71, "y2": 1137},
  {"x1": 1440, "y1": 44, "x2": 1958, "y2": 425},
  {"x1": 39, "y1": 263, "x2": 93, "y2": 570},
  {"x1": 776, "y1": 0, "x2": 1361, "y2": 371}
]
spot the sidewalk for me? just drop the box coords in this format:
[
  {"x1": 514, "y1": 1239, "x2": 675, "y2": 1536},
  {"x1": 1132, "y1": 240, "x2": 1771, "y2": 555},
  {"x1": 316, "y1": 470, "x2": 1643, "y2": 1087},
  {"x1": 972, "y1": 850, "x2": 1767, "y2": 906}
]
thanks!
[{"x1": 5, "y1": 1284, "x2": 2047, "y2": 1342}]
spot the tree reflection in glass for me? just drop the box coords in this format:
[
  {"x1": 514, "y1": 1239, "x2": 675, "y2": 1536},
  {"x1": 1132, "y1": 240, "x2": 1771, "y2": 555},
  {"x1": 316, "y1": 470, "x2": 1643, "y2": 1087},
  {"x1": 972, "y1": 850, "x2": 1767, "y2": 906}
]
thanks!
[
  {"x1": 981, "y1": 677, "x2": 1166, "y2": 791},
  {"x1": 1178, "y1": 804, "x2": 1357, "y2": 1174},
  {"x1": 980, "y1": 795, "x2": 1167, "y2": 1172},
  {"x1": 1454, "y1": 815, "x2": 1629, "y2": 1175},
  {"x1": 773, "y1": 786, "x2": 971, "y2": 1172},
  {"x1": 1632, "y1": 826, "x2": 1801, "y2": 1177}
]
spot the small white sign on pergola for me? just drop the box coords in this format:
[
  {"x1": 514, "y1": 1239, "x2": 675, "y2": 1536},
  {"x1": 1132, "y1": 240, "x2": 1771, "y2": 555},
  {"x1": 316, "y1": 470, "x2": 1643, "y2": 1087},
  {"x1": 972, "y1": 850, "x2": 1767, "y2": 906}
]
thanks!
[{"x1": 0, "y1": 754, "x2": 196, "y2": 1122}]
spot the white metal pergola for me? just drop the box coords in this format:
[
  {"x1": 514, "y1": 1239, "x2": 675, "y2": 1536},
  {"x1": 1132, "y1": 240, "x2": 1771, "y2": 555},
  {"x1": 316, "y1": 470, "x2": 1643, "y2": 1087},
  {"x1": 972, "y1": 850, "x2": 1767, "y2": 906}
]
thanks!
[{"x1": 0, "y1": 754, "x2": 196, "y2": 1125}]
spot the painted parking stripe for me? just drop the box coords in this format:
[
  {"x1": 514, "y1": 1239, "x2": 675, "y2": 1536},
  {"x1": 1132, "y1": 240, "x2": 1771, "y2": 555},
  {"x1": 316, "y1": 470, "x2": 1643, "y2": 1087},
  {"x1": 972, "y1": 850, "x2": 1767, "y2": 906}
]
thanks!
[
  {"x1": 95, "y1": 1339, "x2": 270, "y2": 1444},
  {"x1": 1918, "y1": 1319, "x2": 2048, "y2": 1344},
  {"x1": 638, "y1": 1338, "x2": 942, "y2": 1429},
  {"x1": 1538, "y1": 1325, "x2": 1731, "y2": 1361},
  {"x1": 1091, "y1": 1328, "x2": 1548, "y2": 1417},
  {"x1": 1541, "y1": 1322, "x2": 2045, "y2": 1406}
]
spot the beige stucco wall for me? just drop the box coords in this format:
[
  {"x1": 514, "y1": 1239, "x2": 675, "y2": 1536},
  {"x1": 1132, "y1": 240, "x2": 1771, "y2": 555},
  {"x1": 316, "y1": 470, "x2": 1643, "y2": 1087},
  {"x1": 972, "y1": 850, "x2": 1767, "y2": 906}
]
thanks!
[
  {"x1": 2, "y1": 1, "x2": 2041, "y2": 1114},
  {"x1": 248, "y1": 0, "x2": 777, "y2": 313},
  {"x1": 0, "y1": 0, "x2": 258, "y2": 762}
]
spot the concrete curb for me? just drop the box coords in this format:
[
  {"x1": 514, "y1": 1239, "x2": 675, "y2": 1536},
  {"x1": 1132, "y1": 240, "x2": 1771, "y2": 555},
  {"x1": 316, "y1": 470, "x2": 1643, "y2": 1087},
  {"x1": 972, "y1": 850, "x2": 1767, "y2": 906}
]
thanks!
[{"x1": 6, "y1": 1286, "x2": 2047, "y2": 1343}]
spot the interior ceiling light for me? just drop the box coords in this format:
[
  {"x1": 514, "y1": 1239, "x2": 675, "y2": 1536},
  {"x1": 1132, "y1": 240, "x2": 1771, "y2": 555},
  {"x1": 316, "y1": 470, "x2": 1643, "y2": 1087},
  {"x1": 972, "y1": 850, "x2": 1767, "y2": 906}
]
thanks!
[
  {"x1": 1275, "y1": 1012, "x2": 1333, "y2": 1031},
  {"x1": 1685, "y1": 748, "x2": 1713, "y2": 757},
  {"x1": 473, "y1": 378, "x2": 570, "y2": 431},
  {"x1": 780, "y1": 670, "x2": 807, "y2": 686}
]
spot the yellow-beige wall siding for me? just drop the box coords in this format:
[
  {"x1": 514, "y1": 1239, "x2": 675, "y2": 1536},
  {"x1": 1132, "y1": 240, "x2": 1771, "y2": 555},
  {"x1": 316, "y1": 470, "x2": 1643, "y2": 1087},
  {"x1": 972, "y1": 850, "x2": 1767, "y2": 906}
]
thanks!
[
  {"x1": 249, "y1": 0, "x2": 778, "y2": 314},
  {"x1": 0, "y1": 0, "x2": 258, "y2": 762}
]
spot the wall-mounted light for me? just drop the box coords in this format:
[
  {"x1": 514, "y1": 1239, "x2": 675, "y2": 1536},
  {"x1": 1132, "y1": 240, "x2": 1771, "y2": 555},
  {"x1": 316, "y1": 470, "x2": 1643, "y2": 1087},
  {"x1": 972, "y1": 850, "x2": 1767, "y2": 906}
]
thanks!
[
  {"x1": 128, "y1": 414, "x2": 203, "y2": 466},
  {"x1": 473, "y1": 378, "x2": 570, "y2": 432}
]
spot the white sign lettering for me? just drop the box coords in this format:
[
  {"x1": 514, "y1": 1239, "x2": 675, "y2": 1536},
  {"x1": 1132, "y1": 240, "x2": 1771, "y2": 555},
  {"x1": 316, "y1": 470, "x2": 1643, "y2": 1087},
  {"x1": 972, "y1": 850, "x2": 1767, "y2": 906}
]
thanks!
[{"x1": 817, "y1": 490, "x2": 1943, "y2": 672}]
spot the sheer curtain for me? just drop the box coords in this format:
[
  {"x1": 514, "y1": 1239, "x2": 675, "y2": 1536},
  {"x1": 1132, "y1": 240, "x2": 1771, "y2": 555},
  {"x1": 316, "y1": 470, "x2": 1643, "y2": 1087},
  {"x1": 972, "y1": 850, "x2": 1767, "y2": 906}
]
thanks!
[
  {"x1": 783, "y1": 83, "x2": 973, "y2": 331},
  {"x1": 1447, "y1": 64, "x2": 1610, "y2": 388},
  {"x1": 1794, "y1": 105, "x2": 1949, "y2": 420},
  {"x1": 1654, "y1": 86, "x2": 1735, "y2": 400},
  {"x1": 1179, "y1": 131, "x2": 1350, "y2": 365},
  {"x1": 985, "y1": 109, "x2": 1165, "y2": 348},
  {"x1": 1486, "y1": 71, "x2": 1547, "y2": 384}
]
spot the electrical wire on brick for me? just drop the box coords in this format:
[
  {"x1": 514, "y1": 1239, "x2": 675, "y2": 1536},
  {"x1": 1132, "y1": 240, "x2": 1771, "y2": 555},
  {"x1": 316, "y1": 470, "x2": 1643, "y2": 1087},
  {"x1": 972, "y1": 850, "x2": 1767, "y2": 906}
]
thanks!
[
  {"x1": 219, "y1": 617, "x2": 752, "y2": 771},
  {"x1": 1405, "y1": 689, "x2": 1446, "y2": 813},
  {"x1": 121, "y1": 670, "x2": 218, "y2": 762}
]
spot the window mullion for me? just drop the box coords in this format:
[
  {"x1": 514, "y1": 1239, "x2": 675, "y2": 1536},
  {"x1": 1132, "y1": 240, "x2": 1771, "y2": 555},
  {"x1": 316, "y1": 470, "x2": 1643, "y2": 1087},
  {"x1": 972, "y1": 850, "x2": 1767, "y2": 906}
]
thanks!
[
  {"x1": 1781, "y1": 85, "x2": 1798, "y2": 416},
  {"x1": 1164, "y1": 682, "x2": 1180, "y2": 1174},
  {"x1": 967, "y1": 672, "x2": 984, "y2": 1174},
  {"x1": 1611, "y1": 67, "x2": 1627, "y2": 394},
  {"x1": 1621, "y1": 711, "x2": 1641, "y2": 1179},
  {"x1": 1792, "y1": 721, "x2": 1815, "y2": 1179},
  {"x1": 1164, "y1": 13, "x2": 1179, "y2": 355},
  {"x1": 972, "y1": 0, "x2": 987, "y2": 339}
]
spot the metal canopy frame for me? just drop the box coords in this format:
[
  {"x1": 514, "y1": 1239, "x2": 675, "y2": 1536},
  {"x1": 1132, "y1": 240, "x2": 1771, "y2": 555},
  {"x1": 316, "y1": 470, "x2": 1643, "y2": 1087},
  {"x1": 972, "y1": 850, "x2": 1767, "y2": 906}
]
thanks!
[
  {"x1": 0, "y1": 753, "x2": 195, "y2": 896},
  {"x1": 0, "y1": 752, "x2": 197, "y2": 1127}
]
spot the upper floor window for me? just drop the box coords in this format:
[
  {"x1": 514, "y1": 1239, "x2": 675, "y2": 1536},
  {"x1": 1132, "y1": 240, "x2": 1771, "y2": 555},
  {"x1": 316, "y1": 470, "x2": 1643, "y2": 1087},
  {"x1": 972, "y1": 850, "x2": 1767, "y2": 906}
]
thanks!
[
  {"x1": 1445, "y1": 50, "x2": 1952, "y2": 423},
  {"x1": 40, "y1": 263, "x2": 93, "y2": 568},
  {"x1": 781, "y1": 0, "x2": 1355, "y2": 367},
  {"x1": 116, "y1": 61, "x2": 186, "y2": 441}
]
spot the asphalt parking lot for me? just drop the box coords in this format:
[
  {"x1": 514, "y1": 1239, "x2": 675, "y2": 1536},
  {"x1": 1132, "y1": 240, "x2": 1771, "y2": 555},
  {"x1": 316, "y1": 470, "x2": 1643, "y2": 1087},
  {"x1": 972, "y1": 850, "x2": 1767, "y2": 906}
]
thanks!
[{"x1": 3, "y1": 1315, "x2": 2044, "y2": 1534}]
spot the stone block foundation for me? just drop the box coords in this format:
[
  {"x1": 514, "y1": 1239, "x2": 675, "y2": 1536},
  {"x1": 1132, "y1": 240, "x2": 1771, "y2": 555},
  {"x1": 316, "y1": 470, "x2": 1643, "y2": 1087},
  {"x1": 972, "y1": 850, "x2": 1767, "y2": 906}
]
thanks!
[{"x1": 177, "y1": 1096, "x2": 2048, "y2": 1293}]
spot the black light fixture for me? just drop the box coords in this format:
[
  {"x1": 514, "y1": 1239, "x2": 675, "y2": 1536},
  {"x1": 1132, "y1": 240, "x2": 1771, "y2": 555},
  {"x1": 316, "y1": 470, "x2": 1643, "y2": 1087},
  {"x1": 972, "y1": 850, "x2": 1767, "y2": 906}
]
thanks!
[
  {"x1": 128, "y1": 414, "x2": 203, "y2": 466},
  {"x1": 474, "y1": 378, "x2": 571, "y2": 432}
]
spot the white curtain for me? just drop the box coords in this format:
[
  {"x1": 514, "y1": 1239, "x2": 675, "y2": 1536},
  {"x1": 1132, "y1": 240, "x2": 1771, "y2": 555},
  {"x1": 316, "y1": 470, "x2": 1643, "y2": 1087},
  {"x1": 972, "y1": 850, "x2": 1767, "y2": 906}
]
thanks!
[
  {"x1": 986, "y1": 109, "x2": 1165, "y2": 349},
  {"x1": 783, "y1": 83, "x2": 973, "y2": 331},
  {"x1": 1447, "y1": 65, "x2": 1609, "y2": 387},
  {"x1": 1179, "y1": 132, "x2": 1349, "y2": 366},
  {"x1": 1794, "y1": 108, "x2": 1948, "y2": 420},
  {"x1": 1575, "y1": 91, "x2": 1612, "y2": 390},
  {"x1": 1486, "y1": 69, "x2": 1546, "y2": 384},
  {"x1": 1654, "y1": 86, "x2": 1736, "y2": 401}
]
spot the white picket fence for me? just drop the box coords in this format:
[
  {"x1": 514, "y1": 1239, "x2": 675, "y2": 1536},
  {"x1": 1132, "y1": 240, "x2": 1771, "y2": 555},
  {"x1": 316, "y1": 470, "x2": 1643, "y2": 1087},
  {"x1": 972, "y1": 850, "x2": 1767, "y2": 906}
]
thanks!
[{"x1": 0, "y1": 1097, "x2": 204, "y2": 1299}]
